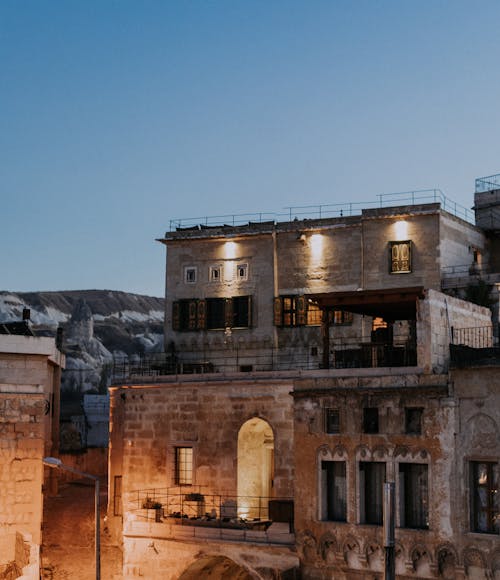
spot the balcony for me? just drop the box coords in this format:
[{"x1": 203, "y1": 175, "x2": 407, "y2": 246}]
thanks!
[
  {"x1": 112, "y1": 336, "x2": 417, "y2": 380},
  {"x1": 124, "y1": 487, "x2": 294, "y2": 546}
]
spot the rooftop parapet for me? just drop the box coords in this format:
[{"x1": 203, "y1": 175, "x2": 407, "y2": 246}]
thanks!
[{"x1": 165, "y1": 190, "x2": 474, "y2": 235}]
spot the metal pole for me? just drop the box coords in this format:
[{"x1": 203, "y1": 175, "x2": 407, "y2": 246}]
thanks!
[
  {"x1": 383, "y1": 482, "x2": 395, "y2": 580},
  {"x1": 95, "y1": 477, "x2": 101, "y2": 580}
]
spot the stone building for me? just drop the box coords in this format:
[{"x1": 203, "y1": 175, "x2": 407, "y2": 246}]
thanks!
[
  {"x1": 108, "y1": 187, "x2": 499, "y2": 579},
  {"x1": 0, "y1": 322, "x2": 64, "y2": 580}
]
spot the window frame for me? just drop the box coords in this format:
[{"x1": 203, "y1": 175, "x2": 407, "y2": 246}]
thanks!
[
  {"x1": 320, "y1": 460, "x2": 347, "y2": 522},
  {"x1": 184, "y1": 266, "x2": 197, "y2": 284},
  {"x1": 359, "y1": 461, "x2": 386, "y2": 525},
  {"x1": 389, "y1": 240, "x2": 412, "y2": 274},
  {"x1": 398, "y1": 462, "x2": 429, "y2": 529},
  {"x1": 236, "y1": 263, "x2": 248, "y2": 281},
  {"x1": 405, "y1": 407, "x2": 423, "y2": 435},
  {"x1": 325, "y1": 408, "x2": 340, "y2": 434},
  {"x1": 209, "y1": 265, "x2": 222, "y2": 283},
  {"x1": 363, "y1": 407, "x2": 379, "y2": 434},
  {"x1": 470, "y1": 460, "x2": 499, "y2": 534},
  {"x1": 174, "y1": 446, "x2": 193, "y2": 486}
]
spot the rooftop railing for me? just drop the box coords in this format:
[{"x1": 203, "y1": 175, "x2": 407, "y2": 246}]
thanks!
[
  {"x1": 168, "y1": 189, "x2": 474, "y2": 231},
  {"x1": 475, "y1": 173, "x2": 500, "y2": 193}
]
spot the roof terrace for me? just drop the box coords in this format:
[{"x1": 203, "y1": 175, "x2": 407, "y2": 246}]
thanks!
[{"x1": 167, "y1": 189, "x2": 474, "y2": 232}]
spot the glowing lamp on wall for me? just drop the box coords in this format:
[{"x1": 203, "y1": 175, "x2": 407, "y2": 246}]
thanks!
[
  {"x1": 394, "y1": 220, "x2": 408, "y2": 241},
  {"x1": 224, "y1": 241, "x2": 237, "y2": 259},
  {"x1": 310, "y1": 233, "x2": 323, "y2": 258}
]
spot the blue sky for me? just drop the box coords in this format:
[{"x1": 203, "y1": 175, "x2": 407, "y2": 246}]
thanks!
[{"x1": 1, "y1": 1, "x2": 499, "y2": 297}]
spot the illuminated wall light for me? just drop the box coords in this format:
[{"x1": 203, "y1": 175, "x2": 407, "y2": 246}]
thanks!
[
  {"x1": 394, "y1": 220, "x2": 408, "y2": 240},
  {"x1": 310, "y1": 233, "x2": 323, "y2": 258},
  {"x1": 224, "y1": 241, "x2": 237, "y2": 259}
]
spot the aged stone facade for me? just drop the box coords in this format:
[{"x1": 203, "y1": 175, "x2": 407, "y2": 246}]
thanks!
[
  {"x1": 109, "y1": 194, "x2": 499, "y2": 579},
  {"x1": 0, "y1": 331, "x2": 64, "y2": 580}
]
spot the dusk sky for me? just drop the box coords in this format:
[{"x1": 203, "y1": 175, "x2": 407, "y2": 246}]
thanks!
[{"x1": 2, "y1": 1, "x2": 499, "y2": 297}]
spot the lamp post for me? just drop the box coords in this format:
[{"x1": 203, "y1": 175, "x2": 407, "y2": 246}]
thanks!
[{"x1": 43, "y1": 457, "x2": 101, "y2": 580}]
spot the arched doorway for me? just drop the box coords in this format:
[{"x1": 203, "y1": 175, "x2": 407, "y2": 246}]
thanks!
[
  {"x1": 237, "y1": 417, "x2": 274, "y2": 519},
  {"x1": 178, "y1": 555, "x2": 254, "y2": 580}
]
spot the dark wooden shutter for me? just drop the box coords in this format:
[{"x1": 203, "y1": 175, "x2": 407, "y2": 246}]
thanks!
[
  {"x1": 197, "y1": 300, "x2": 206, "y2": 329},
  {"x1": 297, "y1": 295, "x2": 307, "y2": 326},
  {"x1": 188, "y1": 300, "x2": 197, "y2": 330},
  {"x1": 172, "y1": 302, "x2": 180, "y2": 331},
  {"x1": 246, "y1": 296, "x2": 252, "y2": 327},
  {"x1": 225, "y1": 298, "x2": 233, "y2": 328},
  {"x1": 274, "y1": 297, "x2": 283, "y2": 326}
]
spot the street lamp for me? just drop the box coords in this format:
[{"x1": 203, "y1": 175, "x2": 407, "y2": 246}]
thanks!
[{"x1": 43, "y1": 457, "x2": 101, "y2": 580}]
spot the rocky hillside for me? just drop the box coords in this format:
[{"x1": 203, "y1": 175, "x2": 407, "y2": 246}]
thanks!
[{"x1": 0, "y1": 289, "x2": 165, "y2": 393}]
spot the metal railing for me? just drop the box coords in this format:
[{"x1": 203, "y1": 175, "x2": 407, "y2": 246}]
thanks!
[
  {"x1": 168, "y1": 190, "x2": 474, "y2": 231},
  {"x1": 475, "y1": 173, "x2": 500, "y2": 193},
  {"x1": 127, "y1": 487, "x2": 294, "y2": 543},
  {"x1": 112, "y1": 337, "x2": 418, "y2": 380}
]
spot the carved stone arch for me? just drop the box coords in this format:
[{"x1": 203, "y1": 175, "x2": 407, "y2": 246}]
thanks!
[
  {"x1": 463, "y1": 547, "x2": 487, "y2": 575},
  {"x1": 465, "y1": 412, "x2": 498, "y2": 450},
  {"x1": 394, "y1": 444, "x2": 410, "y2": 458},
  {"x1": 332, "y1": 443, "x2": 347, "y2": 459},
  {"x1": 297, "y1": 530, "x2": 318, "y2": 563},
  {"x1": 436, "y1": 543, "x2": 458, "y2": 579},
  {"x1": 412, "y1": 447, "x2": 430, "y2": 461},
  {"x1": 372, "y1": 444, "x2": 390, "y2": 460},
  {"x1": 319, "y1": 532, "x2": 338, "y2": 565},
  {"x1": 395, "y1": 541, "x2": 407, "y2": 577},
  {"x1": 317, "y1": 444, "x2": 333, "y2": 461},
  {"x1": 343, "y1": 534, "x2": 363, "y2": 570},
  {"x1": 411, "y1": 543, "x2": 432, "y2": 574},
  {"x1": 354, "y1": 444, "x2": 370, "y2": 460}
]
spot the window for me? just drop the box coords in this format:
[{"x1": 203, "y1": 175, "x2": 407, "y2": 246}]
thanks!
[
  {"x1": 233, "y1": 296, "x2": 251, "y2": 328},
  {"x1": 360, "y1": 462, "x2": 386, "y2": 525},
  {"x1": 184, "y1": 266, "x2": 197, "y2": 284},
  {"x1": 174, "y1": 447, "x2": 193, "y2": 485},
  {"x1": 274, "y1": 296, "x2": 353, "y2": 327},
  {"x1": 173, "y1": 297, "x2": 252, "y2": 331},
  {"x1": 236, "y1": 263, "x2": 248, "y2": 281},
  {"x1": 399, "y1": 463, "x2": 429, "y2": 529},
  {"x1": 209, "y1": 265, "x2": 222, "y2": 282},
  {"x1": 325, "y1": 409, "x2": 340, "y2": 434},
  {"x1": 321, "y1": 461, "x2": 347, "y2": 521},
  {"x1": 405, "y1": 408, "x2": 423, "y2": 435},
  {"x1": 390, "y1": 241, "x2": 412, "y2": 274},
  {"x1": 206, "y1": 298, "x2": 226, "y2": 329},
  {"x1": 470, "y1": 461, "x2": 499, "y2": 534},
  {"x1": 363, "y1": 407, "x2": 379, "y2": 434},
  {"x1": 113, "y1": 475, "x2": 122, "y2": 516}
]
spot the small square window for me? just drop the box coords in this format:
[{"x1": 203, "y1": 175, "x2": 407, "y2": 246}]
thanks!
[
  {"x1": 325, "y1": 409, "x2": 340, "y2": 434},
  {"x1": 405, "y1": 408, "x2": 423, "y2": 435},
  {"x1": 237, "y1": 263, "x2": 248, "y2": 281},
  {"x1": 363, "y1": 407, "x2": 379, "y2": 434},
  {"x1": 184, "y1": 267, "x2": 197, "y2": 284},
  {"x1": 209, "y1": 265, "x2": 222, "y2": 282}
]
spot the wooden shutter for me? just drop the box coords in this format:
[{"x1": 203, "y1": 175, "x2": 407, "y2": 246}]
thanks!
[
  {"x1": 297, "y1": 295, "x2": 307, "y2": 326},
  {"x1": 246, "y1": 296, "x2": 252, "y2": 327},
  {"x1": 188, "y1": 300, "x2": 197, "y2": 330},
  {"x1": 225, "y1": 298, "x2": 233, "y2": 328},
  {"x1": 197, "y1": 299, "x2": 206, "y2": 330},
  {"x1": 172, "y1": 302, "x2": 180, "y2": 331},
  {"x1": 273, "y1": 297, "x2": 283, "y2": 326}
]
